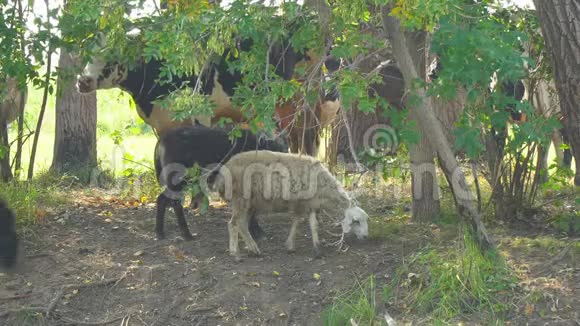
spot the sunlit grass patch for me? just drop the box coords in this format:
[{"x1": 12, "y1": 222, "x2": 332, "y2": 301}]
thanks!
[
  {"x1": 322, "y1": 275, "x2": 382, "y2": 326},
  {"x1": 0, "y1": 171, "x2": 69, "y2": 240},
  {"x1": 383, "y1": 233, "x2": 518, "y2": 324},
  {"x1": 510, "y1": 236, "x2": 574, "y2": 254}
]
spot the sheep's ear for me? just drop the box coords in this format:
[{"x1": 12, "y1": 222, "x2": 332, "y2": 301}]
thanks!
[{"x1": 341, "y1": 213, "x2": 353, "y2": 233}]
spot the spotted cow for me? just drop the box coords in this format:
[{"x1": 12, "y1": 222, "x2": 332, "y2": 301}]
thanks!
[{"x1": 77, "y1": 34, "x2": 341, "y2": 156}]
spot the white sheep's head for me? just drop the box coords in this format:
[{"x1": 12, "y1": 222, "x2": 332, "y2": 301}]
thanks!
[{"x1": 341, "y1": 206, "x2": 369, "y2": 240}]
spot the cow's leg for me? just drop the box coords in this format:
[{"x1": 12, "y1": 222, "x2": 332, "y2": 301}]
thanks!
[
  {"x1": 155, "y1": 194, "x2": 169, "y2": 240},
  {"x1": 537, "y1": 144, "x2": 549, "y2": 184},
  {"x1": 551, "y1": 131, "x2": 565, "y2": 166},
  {"x1": 289, "y1": 131, "x2": 300, "y2": 154},
  {"x1": 561, "y1": 127, "x2": 573, "y2": 169},
  {"x1": 189, "y1": 192, "x2": 203, "y2": 211},
  {"x1": 170, "y1": 198, "x2": 194, "y2": 240}
]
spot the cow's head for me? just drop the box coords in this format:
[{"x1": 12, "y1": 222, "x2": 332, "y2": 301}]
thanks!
[
  {"x1": 77, "y1": 57, "x2": 128, "y2": 93},
  {"x1": 76, "y1": 33, "x2": 128, "y2": 93}
]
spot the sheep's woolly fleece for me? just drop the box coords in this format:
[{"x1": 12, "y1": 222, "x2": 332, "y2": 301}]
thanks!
[{"x1": 214, "y1": 150, "x2": 352, "y2": 214}]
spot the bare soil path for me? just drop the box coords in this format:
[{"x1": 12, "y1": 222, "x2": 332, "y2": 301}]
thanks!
[{"x1": 0, "y1": 193, "x2": 415, "y2": 326}]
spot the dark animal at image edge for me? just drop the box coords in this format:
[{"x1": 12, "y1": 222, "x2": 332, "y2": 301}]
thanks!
[
  {"x1": 154, "y1": 125, "x2": 288, "y2": 241},
  {"x1": 0, "y1": 199, "x2": 19, "y2": 270}
]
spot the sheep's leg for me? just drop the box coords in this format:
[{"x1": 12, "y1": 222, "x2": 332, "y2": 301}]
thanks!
[
  {"x1": 155, "y1": 194, "x2": 168, "y2": 240},
  {"x1": 228, "y1": 217, "x2": 240, "y2": 260},
  {"x1": 285, "y1": 218, "x2": 300, "y2": 253},
  {"x1": 237, "y1": 211, "x2": 261, "y2": 256},
  {"x1": 308, "y1": 211, "x2": 321, "y2": 258},
  {"x1": 170, "y1": 198, "x2": 194, "y2": 241}
]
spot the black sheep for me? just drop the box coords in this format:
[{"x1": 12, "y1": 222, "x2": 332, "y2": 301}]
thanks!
[
  {"x1": 0, "y1": 198, "x2": 18, "y2": 270},
  {"x1": 154, "y1": 125, "x2": 288, "y2": 241}
]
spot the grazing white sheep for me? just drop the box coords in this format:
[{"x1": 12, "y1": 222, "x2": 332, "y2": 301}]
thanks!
[{"x1": 212, "y1": 150, "x2": 369, "y2": 260}]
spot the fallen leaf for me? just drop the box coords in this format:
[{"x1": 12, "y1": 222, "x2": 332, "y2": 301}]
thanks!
[
  {"x1": 174, "y1": 251, "x2": 185, "y2": 261},
  {"x1": 313, "y1": 273, "x2": 321, "y2": 281},
  {"x1": 525, "y1": 304, "x2": 534, "y2": 316},
  {"x1": 246, "y1": 281, "x2": 261, "y2": 288},
  {"x1": 272, "y1": 271, "x2": 280, "y2": 277}
]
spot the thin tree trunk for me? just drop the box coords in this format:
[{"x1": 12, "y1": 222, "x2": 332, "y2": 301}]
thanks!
[
  {"x1": 27, "y1": 55, "x2": 52, "y2": 180},
  {"x1": 51, "y1": 49, "x2": 97, "y2": 177},
  {"x1": 382, "y1": 8, "x2": 494, "y2": 250},
  {"x1": 27, "y1": 0, "x2": 52, "y2": 180},
  {"x1": 15, "y1": 0, "x2": 27, "y2": 177},
  {"x1": 533, "y1": 0, "x2": 580, "y2": 186}
]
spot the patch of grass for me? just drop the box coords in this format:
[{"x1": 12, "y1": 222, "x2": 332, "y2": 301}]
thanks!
[
  {"x1": 549, "y1": 211, "x2": 580, "y2": 236},
  {"x1": 0, "y1": 175, "x2": 68, "y2": 241},
  {"x1": 369, "y1": 217, "x2": 404, "y2": 240},
  {"x1": 384, "y1": 233, "x2": 518, "y2": 323},
  {"x1": 0, "y1": 168, "x2": 73, "y2": 240},
  {"x1": 322, "y1": 275, "x2": 382, "y2": 326},
  {"x1": 0, "y1": 181, "x2": 40, "y2": 229},
  {"x1": 511, "y1": 236, "x2": 571, "y2": 254}
]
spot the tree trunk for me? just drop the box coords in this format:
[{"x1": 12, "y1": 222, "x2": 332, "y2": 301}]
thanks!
[
  {"x1": 382, "y1": 8, "x2": 494, "y2": 251},
  {"x1": 533, "y1": 0, "x2": 580, "y2": 186},
  {"x1": 409, "y1": 109, "x2": 441, "y2": 222},
  {"x1": 0, "y1": 78, "x2": 27, "y2": 182},
  {"x1": 403, "y1": 30, "x2": 441, "y2": 222},
  {"x1": 51, "y1": 50, "x2": 97, "y2": 178},
  {"x1": 0, "y1": 125, "x2": 11, "y2": 182}
]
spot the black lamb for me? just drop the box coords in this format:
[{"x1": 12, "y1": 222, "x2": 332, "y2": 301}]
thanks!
[{"x1": 153, "y1": 124, "x2": 288, "y2": 241}]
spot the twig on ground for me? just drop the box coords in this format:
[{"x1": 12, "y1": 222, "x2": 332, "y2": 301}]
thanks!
[
  {"x1": 58, "y1": 315, "x2": 126, "y2": 326},
  {"x1": 0, "y1": 275, "x2": 127, "y2": 319},
  {"x1": 25, "y1": 253, "x2": 54, "y2": 259},
  {"x1": 0, "y1": 294, "x2": 31, "y2": 301}
]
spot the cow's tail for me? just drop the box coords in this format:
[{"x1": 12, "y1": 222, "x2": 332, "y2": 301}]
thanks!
[{"x1": 153, "y1": 141, "x2": 163, "y2": 183}]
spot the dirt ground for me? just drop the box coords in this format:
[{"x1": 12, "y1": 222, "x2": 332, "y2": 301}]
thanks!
[
  {"x1": 0, "y1": 191, "x2": 578, "y2": 325},
  {"x1": 0, "y1": 192, "x2": 417, "y2": 326}
]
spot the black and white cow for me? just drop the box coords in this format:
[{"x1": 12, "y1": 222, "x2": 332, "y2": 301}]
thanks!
[{"x1": 77, "y1": 34, "x2": 340, "y2": 146}]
